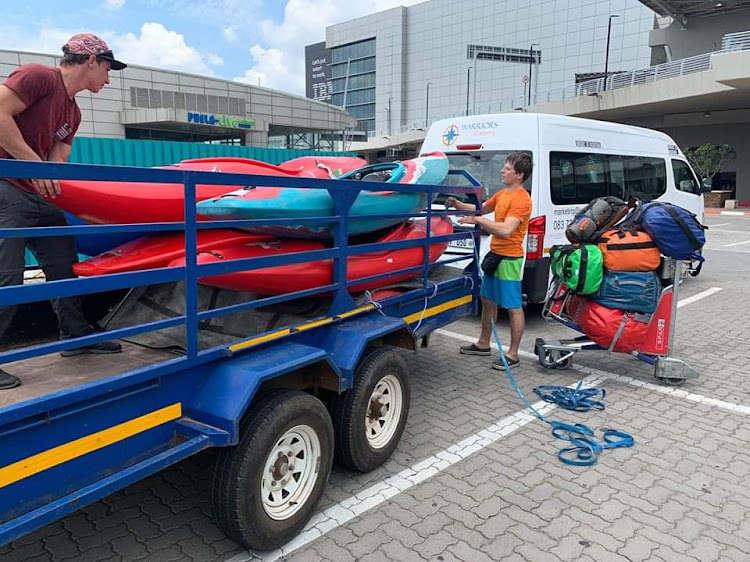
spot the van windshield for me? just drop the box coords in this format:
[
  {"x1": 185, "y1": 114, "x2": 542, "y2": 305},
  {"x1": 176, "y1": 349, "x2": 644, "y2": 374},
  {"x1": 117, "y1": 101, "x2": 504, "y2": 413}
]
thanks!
[{"x1": 443, "y1": 151, "x2": 532, "y2": 200}]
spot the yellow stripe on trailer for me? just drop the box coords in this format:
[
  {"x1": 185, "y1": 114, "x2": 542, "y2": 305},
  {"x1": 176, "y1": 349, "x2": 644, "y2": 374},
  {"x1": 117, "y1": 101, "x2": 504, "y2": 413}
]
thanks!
[
  {"x1": 403, "y1": 295, "x2": 473, "y2": 325},
  {"x1": 229, "y1": 329, "x2": 293, "y2": 352},
  {"x1": 0, "y1": 403, "x2": 182, "y2": 489}
]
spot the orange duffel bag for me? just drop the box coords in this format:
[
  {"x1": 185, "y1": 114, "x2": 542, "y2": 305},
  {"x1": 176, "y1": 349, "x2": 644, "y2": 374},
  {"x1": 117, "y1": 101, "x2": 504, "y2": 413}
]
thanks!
[{"x1": 598, "y1": 229, "x2": 661, "y2": 272}]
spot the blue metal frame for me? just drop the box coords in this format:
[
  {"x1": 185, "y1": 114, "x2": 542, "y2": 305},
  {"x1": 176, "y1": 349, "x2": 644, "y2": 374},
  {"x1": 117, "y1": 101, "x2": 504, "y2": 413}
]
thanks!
[{"x1": 0, "y1": 160, "x2": 483, "y2": 545}]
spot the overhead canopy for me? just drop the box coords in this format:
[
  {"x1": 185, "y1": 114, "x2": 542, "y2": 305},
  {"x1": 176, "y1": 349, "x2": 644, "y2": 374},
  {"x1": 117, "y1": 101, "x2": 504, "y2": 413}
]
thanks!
[{"x1": 639, "y1": 0, "x2": 750, "y2": 21}]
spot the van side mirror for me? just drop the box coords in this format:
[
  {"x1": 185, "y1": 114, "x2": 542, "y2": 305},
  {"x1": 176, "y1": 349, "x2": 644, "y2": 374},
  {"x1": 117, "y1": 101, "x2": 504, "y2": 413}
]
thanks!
[{"x1": 700, "y1": 179, "x2": 712, "y2": 194}]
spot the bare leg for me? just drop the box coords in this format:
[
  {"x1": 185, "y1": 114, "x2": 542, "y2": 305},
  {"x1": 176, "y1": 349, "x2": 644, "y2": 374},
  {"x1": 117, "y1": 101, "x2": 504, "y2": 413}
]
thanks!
[
  {"x1": 506, "y1": 307, "x2": 525, "y2": 361},
  {"x1": 476, "y1": 297, "x2": 497, "y2": 349}
]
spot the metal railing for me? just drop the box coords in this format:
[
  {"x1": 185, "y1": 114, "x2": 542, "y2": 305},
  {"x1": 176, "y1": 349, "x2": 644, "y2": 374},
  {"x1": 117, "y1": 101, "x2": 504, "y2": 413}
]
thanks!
[{"x1": 366, "y1": 29, "x2": 750, "y2": 142}]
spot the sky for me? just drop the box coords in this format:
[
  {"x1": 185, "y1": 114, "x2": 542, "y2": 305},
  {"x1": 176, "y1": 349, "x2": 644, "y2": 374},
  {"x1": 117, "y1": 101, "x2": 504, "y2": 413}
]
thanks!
[{"x1": 0, "y1": 0, "x2": 424, "y2": 95}]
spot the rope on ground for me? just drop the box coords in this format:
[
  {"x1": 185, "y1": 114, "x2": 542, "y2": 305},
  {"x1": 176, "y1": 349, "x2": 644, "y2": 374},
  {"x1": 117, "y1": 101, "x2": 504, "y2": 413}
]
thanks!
[{"x1": 490, "y1": 321, "x2": 634, "y2": 467}]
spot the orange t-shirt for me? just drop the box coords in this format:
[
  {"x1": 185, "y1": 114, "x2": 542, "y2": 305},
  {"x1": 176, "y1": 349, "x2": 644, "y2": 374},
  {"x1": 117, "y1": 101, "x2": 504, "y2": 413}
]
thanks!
[{"x1": 486, "y1": 187, "x2": 533, "y2": 257}]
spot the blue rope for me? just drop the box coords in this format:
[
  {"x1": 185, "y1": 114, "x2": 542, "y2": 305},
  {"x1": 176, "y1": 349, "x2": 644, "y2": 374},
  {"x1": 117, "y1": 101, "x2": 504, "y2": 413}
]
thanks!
[{"x1": 490, "y1": 321, "x2": 634, "y2": 466}]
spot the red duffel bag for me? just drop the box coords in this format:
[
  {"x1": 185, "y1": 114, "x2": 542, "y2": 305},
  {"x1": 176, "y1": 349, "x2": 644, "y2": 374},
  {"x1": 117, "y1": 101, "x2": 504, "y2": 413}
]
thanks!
[{"x1": 571, "y1": 298, "x2": 650, "y2": 353}]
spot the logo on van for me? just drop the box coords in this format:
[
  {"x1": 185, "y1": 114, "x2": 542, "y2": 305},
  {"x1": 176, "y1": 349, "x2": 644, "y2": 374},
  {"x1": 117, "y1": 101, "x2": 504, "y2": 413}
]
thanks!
[{"x1": 442, "y1": 125, "x2": 460, "y2": 146}]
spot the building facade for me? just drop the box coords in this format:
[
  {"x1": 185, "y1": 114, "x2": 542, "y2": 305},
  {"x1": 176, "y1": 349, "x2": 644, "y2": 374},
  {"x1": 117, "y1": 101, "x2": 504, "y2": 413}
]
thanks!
[
  {"x1": 306, "y1": 0, "x2": 656, "y2": 141},
  {"x1": 0, "y1": 48, "x2": 355, "y2": 150}
]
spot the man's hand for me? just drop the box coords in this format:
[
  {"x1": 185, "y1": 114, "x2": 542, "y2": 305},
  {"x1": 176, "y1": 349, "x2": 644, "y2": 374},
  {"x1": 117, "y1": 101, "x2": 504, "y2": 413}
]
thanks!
[
  {"x1": 32, "y1": 178, "x2": 61, "y2": 199},
  {"x1": 445, "y1": 196, "x2": 457, "y2": 208},
  {"x1": 458, "y1": 215, "x2": 479, "y2": 226}
]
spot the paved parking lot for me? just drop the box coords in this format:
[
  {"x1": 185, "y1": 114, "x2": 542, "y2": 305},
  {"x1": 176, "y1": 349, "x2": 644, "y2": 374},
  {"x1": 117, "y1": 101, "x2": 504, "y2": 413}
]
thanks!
[{"x1": 1, "y1": 214, "x2": 748, "y2": 562}]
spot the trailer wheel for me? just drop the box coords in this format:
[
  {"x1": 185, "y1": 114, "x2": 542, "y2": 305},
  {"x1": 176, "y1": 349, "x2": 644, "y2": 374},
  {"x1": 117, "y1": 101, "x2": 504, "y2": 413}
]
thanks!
[
  {"x1": 210, "y1": 390, "x2": 333, "y2": 551},
  {"x1": 332, "y1": 346, "x2": 411, "y2": 472}
]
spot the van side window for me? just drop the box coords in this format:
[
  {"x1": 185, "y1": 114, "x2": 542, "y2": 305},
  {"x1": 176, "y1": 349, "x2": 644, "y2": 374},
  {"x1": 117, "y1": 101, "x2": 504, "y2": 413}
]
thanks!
[
  {"x1": 672, "y1": 159, "x2": 700, "y2": 195},
  {"x1": 445, "y1": 151, "x2": 532, "y2": 200},
  {"x1": 550, "y1": 152, "x2": 667, "y2": 204}
]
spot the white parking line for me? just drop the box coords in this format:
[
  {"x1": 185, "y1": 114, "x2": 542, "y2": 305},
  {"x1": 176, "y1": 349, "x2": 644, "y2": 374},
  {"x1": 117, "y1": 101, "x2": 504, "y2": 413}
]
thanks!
[
  {"x1": 723, "y1": 239, "x2": 750, "y2": 248},
  {"x1": 677, "y1": 287, "x2": 722, "y2": 308},
  {"x1": 710, "y1": 223, "x2": 730, "y2": 227}
]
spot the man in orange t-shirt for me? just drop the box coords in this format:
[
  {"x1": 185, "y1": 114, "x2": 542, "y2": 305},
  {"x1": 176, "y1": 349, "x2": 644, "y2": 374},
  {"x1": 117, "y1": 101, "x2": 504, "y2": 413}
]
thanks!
[{"x1": 446, "y1": 152, "x2": 532, "y2": 370}]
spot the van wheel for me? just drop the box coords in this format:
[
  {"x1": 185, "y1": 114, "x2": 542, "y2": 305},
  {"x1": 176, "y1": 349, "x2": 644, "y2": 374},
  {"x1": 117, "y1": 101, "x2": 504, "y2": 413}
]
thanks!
[
  {"x1": 210, "y1": 390, "x2": 333, "y2": 551},
  {"x1": 332, "y1": 347, "x2": 411, "y2": 472}
]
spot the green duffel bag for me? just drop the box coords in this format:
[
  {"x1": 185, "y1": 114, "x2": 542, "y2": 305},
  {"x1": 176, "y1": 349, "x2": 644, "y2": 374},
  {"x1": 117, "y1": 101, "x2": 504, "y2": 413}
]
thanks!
[{"x1": 550, "y1": 244, "x2": 604, "y2": 295}]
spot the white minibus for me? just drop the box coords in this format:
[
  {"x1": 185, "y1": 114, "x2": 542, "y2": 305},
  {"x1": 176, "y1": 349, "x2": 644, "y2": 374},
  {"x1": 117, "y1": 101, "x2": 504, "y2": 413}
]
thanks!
[{"x1": 422, "y1": 113, "x2": 707, "y2": 304}]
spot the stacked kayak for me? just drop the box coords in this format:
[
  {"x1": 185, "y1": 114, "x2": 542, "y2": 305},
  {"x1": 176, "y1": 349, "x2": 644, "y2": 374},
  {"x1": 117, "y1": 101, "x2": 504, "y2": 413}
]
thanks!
[
  {"x1": 52, "y1": 156, "x2": 367, "y2": 224},
  {"x1": 71, "y1": 153, "x2": 452, "y2": 296},
  {"x1": 168, "y1": 217, "x2": 453, "y2": 295},
  {"x1": 196, "y1": 151, "x2": 449, "y2": 238}
]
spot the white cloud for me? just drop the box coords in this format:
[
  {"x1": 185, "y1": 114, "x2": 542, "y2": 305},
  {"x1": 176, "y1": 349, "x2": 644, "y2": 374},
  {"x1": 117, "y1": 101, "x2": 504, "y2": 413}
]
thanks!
[
  {"x1": 103, "y1": 0, "x2": 126, "y2": 10},
  {"x1": 223, "y1": 26, "x2": 238, "y2": 42},
  {"x1": 206, "y1": 53, "x2": 224, "y2": 66},
  {"x1": 0, "y1": 21, "x2": 222, "y2": 76},
  {"x1": 110, "y1": 22, "x2": 218, "y2": 75},
  {"x1": 235, "y1": 0, "x2": 425, "y2": 94}
]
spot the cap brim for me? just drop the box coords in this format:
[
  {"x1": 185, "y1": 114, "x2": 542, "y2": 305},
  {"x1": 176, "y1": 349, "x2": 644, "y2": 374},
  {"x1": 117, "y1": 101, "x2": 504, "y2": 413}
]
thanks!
[{"x1": 100, "y1": 56, "x2": 126, "y2": 70}]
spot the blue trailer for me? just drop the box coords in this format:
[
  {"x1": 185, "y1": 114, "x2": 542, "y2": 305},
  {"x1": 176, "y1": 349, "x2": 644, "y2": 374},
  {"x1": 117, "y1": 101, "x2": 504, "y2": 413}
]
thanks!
[{"x1": 0, "y1": 160, "x2": 481, "y2": 551}]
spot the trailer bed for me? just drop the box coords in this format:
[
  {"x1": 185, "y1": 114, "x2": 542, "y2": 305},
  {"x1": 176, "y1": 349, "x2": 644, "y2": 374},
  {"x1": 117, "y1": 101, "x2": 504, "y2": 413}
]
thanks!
[{"x1": 0, "y1": 343, "x2": 175, "y2": 409}]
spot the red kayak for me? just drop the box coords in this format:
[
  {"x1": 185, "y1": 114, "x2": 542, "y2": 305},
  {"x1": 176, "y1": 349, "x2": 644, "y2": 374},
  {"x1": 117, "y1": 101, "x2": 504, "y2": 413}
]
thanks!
[
  {"x1": 73, "y1": 230, "x2": 272, "y2": 276},
  {"x1": 169, "y1": 217, "x2": 453, "y2": 295},
  {"x1": 53, "y1": 156, "x2": 366, "y2": 224}
]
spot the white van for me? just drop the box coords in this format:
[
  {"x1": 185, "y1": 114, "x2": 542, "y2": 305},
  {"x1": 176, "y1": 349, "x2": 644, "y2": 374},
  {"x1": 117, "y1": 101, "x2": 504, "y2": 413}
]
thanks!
[{"x1": 422, "y1": 113, "x2": 707, "y2": 304}]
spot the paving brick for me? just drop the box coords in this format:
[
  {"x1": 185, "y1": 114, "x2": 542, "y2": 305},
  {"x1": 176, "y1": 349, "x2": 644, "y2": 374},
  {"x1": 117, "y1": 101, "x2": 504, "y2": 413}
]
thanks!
[
  {"x1": 74, "y1": 544, "x2": 117, "y2": 562},
  {"x1": 42, "y1": 532, "x2": 80, "y2": 561},
  {"x1": 617, "y1": 534, "x2": 659, "y2": 562},
  {"x1": 178, "y1": 537, "x2": 225, "y2": 562},
  {"x1": 0, "y1": 541, "x2": 47, "y2": 562},
  {"x1": 514, "y1": 542, "x2": 564, "y2": 562},
  {"x1": 414, "y1": 532, "x2": 459, "y2": 559},
  {"x1": 138, "y1": 546, "x2": 184, "y2": 562},
  {"x1": 448, "y1": 540, "x2": 496, "y2": 562},
  {"x1": 412, "y1": 511, "x2": 454, "y2": 538}
]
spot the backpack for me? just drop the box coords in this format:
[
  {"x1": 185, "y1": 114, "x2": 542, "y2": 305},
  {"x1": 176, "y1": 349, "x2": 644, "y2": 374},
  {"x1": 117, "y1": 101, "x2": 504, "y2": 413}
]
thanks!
[
  {"x1": 565, "y1": 196, "x2": 628, "y2": 244},
  {"x1": 597, "y1": 229, "x2": 661, "y2": 272},
  {"x1": 627, "y1": 202, "x2": 707, "y2": 261},
  {"x1": 593, "y1": 271, "x2": 660, "y2": 314},
  {"x1": 550, "y1": 244, "x2": 604, "y2": 295},
  {"x1": 571, "y1": 298, "x2": 651, "y2": 353}
]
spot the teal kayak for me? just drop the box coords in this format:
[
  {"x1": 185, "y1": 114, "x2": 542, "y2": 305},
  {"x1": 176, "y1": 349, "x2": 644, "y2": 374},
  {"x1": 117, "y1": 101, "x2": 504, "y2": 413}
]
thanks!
[{"x1": 196, "y1": 152, "x2": 449, "y2": 238}]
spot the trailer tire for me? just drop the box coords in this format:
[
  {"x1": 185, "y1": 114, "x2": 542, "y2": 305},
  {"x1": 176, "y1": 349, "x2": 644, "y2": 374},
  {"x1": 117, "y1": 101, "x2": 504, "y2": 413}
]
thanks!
[
  {"x1": 332, "y1": 346, "x2": 411, "y2": 472},
  {"x1": 210, "y1": 390, "x2": 333, "y2": 551}
]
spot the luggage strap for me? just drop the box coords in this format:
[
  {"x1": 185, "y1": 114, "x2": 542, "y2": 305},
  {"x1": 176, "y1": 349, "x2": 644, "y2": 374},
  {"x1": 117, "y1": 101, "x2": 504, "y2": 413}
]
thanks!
[
  {"x1": 662, "y1": 204, "x2": 702, "y2": 250},
  {"x1": 605, "y1": 241, "x2": 657, "y2": 251},
  {"x1": 575, "y1": 246, "x2": 588, "y2": 294},
  {"x1": 608, "y1": 312, "x2": 630, "y2": 352}
]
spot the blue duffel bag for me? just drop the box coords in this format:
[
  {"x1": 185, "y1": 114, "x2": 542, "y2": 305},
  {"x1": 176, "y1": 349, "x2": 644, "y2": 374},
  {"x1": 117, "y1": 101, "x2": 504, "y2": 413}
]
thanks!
[
  {"x1": 629, "y1": 202, "x2": 706, "y2": 261},
  {"x1": 593, "y1": 271, "x2": 661, "y2": 314}
]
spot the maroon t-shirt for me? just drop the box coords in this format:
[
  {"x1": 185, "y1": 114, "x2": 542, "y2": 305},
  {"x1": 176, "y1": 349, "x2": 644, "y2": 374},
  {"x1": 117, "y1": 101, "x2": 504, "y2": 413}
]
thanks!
[{"x1": 0, "y1": 64, "x2": 81, "y2": 191}]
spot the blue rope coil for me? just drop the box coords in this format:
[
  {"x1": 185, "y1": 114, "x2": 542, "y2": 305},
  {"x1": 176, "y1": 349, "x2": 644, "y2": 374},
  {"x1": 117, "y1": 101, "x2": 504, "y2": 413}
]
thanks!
[{"x1": 490, "y1": 321, "x2": 634, "y2": 467}]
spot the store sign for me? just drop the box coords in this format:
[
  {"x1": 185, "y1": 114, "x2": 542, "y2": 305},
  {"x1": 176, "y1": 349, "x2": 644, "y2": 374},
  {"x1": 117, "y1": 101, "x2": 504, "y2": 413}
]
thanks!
[{"x1": 187, "y1": 112, "x2": 255, "y2": 129}]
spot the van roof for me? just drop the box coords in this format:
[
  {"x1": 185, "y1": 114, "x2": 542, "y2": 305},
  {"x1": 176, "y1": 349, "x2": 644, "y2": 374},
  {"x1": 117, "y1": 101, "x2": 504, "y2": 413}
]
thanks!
[{"x1": 424, "y1": 113, "x2": 683, "y2": 158}]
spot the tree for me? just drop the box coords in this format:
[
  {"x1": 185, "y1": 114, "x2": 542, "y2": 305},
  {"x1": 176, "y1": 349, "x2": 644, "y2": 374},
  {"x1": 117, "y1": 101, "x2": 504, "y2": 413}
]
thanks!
[{"x1": 685, "y1": 143, "x2": 736, "y2": 189}]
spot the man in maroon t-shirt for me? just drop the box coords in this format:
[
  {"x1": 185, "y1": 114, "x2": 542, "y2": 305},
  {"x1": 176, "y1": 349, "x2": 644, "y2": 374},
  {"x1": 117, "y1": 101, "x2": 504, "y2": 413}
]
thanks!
[{"x1": 0, "y1": 33, "x2": 127, "y2": 390}]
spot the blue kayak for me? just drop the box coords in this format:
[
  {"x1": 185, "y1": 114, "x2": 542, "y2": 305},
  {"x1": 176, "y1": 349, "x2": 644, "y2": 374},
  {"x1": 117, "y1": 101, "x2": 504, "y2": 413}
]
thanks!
[{"x1": 196, "y1": 152, "x2": 449, "y2": 238}]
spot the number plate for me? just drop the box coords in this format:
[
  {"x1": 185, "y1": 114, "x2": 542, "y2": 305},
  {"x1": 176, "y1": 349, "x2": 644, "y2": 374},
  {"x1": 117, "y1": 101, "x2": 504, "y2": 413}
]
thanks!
[{"x1": 449, "y1": 237, "x2": 474, "y2": 249}]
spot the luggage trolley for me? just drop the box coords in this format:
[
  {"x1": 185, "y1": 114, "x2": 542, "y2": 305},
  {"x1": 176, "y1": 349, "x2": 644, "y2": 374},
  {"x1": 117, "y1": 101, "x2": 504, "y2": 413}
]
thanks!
[{"x1": 536, "y1": 258, "x2": 699, "y2": 386}]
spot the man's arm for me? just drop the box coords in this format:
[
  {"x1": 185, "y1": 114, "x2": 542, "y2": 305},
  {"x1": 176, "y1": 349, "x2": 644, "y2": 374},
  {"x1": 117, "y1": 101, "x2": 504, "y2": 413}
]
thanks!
[
  {"x1": 47, "y1": 140, "x2": 72, "y2": 163},
  {"x1": 0, "y1": 85, "x2": 41, "y2": 162},
  {"x1": 0, "y1": 84, "x2": 61, "y2": 198},
  {"x1": 462, "y1": 215, "x2": 521, "y2": 238}
]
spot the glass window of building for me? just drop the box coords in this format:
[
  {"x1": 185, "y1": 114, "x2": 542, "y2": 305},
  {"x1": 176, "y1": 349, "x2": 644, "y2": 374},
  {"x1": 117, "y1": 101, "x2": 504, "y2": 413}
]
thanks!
[{"x1": 330, "y1": 38, "x2": 376, "y2": 134}]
